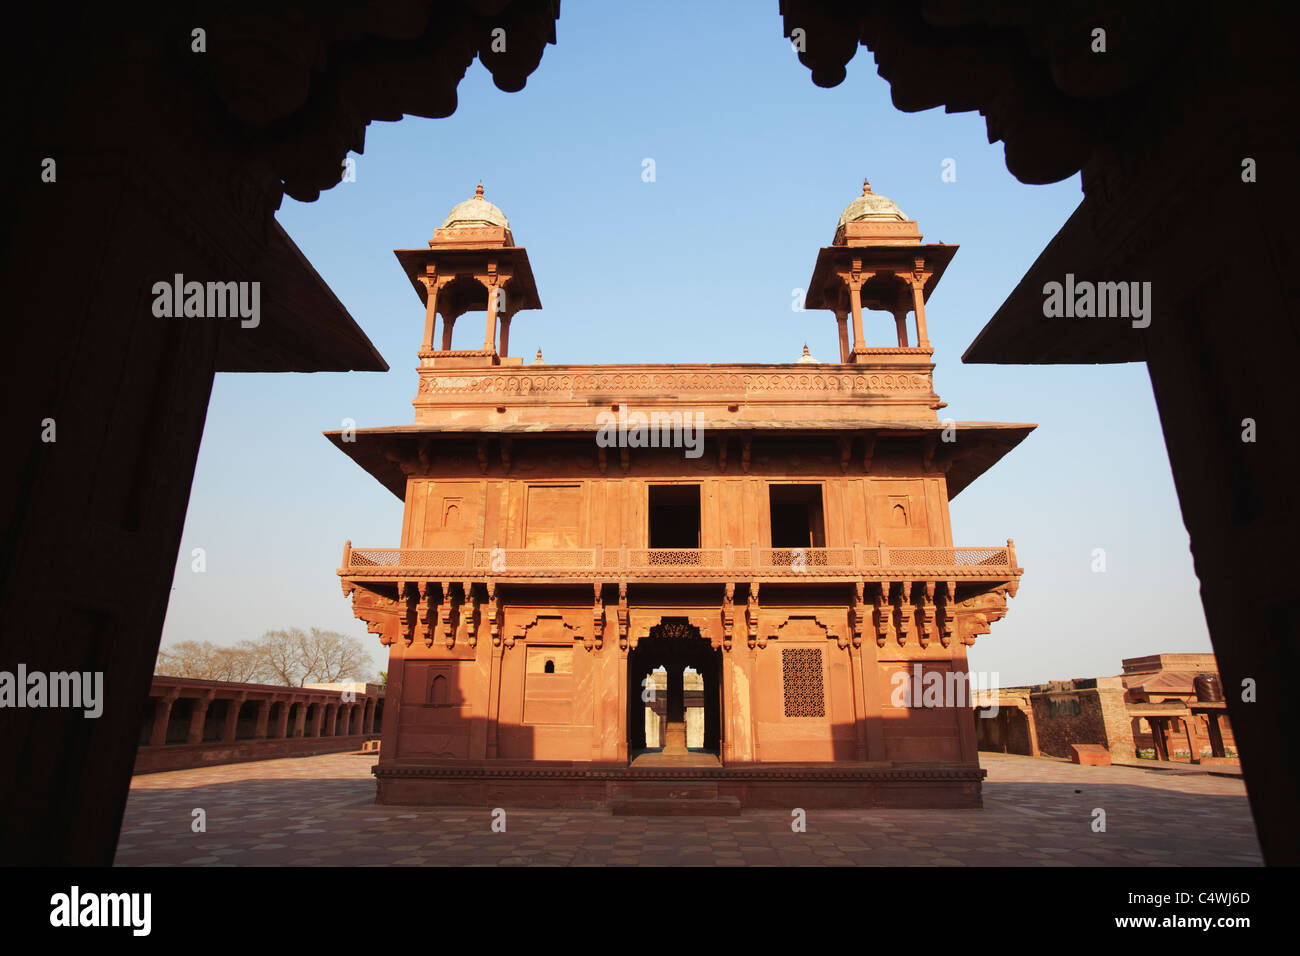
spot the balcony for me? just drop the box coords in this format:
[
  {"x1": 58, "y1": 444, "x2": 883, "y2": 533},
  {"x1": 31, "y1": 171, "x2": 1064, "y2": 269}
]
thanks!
[{"x1": 338, "y1": 542, "x2": 1020, "y2": 585}]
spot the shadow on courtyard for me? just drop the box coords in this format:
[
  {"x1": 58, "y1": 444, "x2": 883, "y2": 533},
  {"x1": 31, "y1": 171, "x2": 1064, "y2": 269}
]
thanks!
[{"x1": 112, "y1": 756, "x2": 1262, "y2": 866}]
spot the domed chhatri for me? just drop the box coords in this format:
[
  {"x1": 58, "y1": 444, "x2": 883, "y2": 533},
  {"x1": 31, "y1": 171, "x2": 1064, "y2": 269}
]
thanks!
[
  {"x1": 831, "y1": 176, "x2": 922, "y2": 247},
  {"x1": 428, "y1": 183, "x2": 516, "y2": 248},
  {"x1": 395, "y1": 183, "x2": 540, "y2": 360},
  {"x1": 805, "y1": 178, "x2": 958, "y2": 358},
  {"x1": 837, "y1": 178, "x2": 908, "y2": 229},
  {"x1": 441, "y1": 182, "x2": 510, "y2": 231}
]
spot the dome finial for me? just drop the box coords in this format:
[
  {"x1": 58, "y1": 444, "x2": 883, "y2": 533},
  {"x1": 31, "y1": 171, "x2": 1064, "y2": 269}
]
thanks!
[
  {"x1": 475, "y1": 182, "x2": 485, "y2": 199},
  {"x1": 862, "y1": 178, "x2": 872, "y2": 195}
]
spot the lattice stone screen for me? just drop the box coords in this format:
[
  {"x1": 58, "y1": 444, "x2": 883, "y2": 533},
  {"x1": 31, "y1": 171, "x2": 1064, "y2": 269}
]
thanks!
[{"x1": 782, "y1": 647, "x2": 826, "y2": 718}]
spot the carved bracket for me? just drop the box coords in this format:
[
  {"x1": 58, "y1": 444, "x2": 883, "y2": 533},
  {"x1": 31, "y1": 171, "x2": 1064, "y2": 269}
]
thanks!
[
  {"x1": 722, "y1": 582, "x2": 735, "y2": 652},
  {"x1": 418, "y1": 581, "x2": 437, "y2": 648},
  {"x1": 746, "y1": 583, "x2": 761, "y2": 649},
  {"x1": 589, "y1": 583, "x2": 604, "y2": 652},
  {"x1": 939, "y1": 579, "x2": 956, "y2": 648},
  {"x1": 919, "y1": 580, "x2": 937, "y2": 649},
  {"x1": 874, "y1": 581, "x2": 891, "y2": 648},
  {"x1": 850, "y1": 581, "x2": 865, "y2": 649},
  {"x1": 438, "y1": 579, "x2": 457, "y2": 649},
  {"x1": 462, "y1": 580, "x2": 479, "y2": 649},
  {"x1": 617, "y1": 581, "x2": 629, "y2": 650},
  {"x1": 896, "y1": 580, "x2": 914, "y2": 647},
  {"x1": 487, "y1": 580, "x2": 502, "y2": 647}
]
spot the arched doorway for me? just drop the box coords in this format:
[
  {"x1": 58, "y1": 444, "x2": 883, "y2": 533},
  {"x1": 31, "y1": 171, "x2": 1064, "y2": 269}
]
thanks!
[{"x1": 626, "y1": 620, "x2": 723, "y2": 765}]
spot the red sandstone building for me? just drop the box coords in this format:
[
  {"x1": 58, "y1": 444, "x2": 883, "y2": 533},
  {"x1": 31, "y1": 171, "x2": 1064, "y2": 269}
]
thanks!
[{"x1": 329, "y1": 181, "x2": 1032, "y2": 809}]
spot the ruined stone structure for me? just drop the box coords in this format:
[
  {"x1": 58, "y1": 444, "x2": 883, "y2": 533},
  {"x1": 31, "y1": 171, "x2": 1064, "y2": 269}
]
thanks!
[
  {"x1": 974, "y1": 653, "x2": 1236, "y2": 766},
  {"x1": 330, "y1": 181, "x2": 1031, "y2": 809},
  {"x1": 1121, "y1": 655, "x2": 1235, "y2": 764},
  {"x1": 134, "y1": 677, "x2": 383, "y2": 774}
]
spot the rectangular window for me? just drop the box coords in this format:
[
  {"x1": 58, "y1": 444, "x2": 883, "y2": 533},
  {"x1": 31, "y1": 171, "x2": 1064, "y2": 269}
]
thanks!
[
  {"x1": 768, "y1": 484, "x2": 826, "y2": 548},
  {"x1": 648, "y1": 484, "x2": 701, "y2": 548}
]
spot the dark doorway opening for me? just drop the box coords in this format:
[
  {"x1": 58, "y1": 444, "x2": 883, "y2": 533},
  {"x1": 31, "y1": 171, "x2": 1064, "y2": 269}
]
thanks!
[
  {"x1": 769, "y1": 484, "x2": 826, "y2": 548},
  {"x1": 626, "y1": 621, "x2": 722, "y2": 765},
  {"x1": 648, "y1": 485, "x2": 701, "y2": 548}
]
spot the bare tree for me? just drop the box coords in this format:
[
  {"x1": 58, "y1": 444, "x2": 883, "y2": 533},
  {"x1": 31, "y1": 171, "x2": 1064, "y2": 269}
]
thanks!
[
  {"x1": 155, "y1": 640, "x2": 264, "y2": 682},
  {"x1": 251, "y1": 627, "x2": 372, "y2": 685},
  {"x1": 254, "y1": 628, "x2": 310, "y2": 686},
  {"x1": 303, "y1": 628, "x2": 371, "y2": 683},
  {"x1": 157, "y1": 629, "x2": 373, "y2": 686}
]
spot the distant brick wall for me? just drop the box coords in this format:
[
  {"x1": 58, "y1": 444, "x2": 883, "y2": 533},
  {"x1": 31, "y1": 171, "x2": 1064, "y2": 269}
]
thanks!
[{"x1": 1031, "y1": 684, "x2": 1134, "y2": 761}]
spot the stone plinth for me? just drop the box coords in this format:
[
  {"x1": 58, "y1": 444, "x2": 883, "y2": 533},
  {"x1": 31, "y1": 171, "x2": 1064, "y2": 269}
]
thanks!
[{"x1": 663, "y1": 721, "x2": 687, "y2": 755}]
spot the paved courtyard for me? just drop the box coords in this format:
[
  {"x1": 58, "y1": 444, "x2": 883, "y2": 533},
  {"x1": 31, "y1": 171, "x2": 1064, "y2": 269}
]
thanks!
[{"x1": 115, "y1": 752, "x2": 1262, "y2": 866}]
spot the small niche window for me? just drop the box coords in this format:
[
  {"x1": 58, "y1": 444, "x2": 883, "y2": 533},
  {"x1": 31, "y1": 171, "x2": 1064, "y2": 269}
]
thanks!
[
  {"x1": 544, "y1": 659, "x2": 556, "y2": 674},
  {"x1": 428, "y1": 674, "x2": 449, "y2": 706}
]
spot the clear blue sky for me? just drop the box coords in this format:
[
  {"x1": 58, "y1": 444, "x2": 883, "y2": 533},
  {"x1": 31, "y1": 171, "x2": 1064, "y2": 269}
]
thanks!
[{"x1": 160, "y1": 1, "x2": 1210, "y2": 686}]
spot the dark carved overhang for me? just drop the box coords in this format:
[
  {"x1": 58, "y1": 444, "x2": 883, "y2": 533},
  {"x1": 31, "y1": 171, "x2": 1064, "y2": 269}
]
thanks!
[
  {"x1": 779, "y1": 0, "x2": 1185, "y2": 186},
  {"x1": 185, "y1": 0, "x2": 562, "y2": 202}
]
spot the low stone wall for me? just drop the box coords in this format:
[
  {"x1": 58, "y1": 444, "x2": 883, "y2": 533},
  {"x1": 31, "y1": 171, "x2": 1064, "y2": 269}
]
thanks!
[{"x1": 134, "y1": 734, "x2": 379, "y2": 774}]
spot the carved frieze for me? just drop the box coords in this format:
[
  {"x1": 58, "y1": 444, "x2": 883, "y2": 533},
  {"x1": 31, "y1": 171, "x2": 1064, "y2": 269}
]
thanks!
[{"x1": 417, "y1": 368, "x2": 936, "y2": 398}]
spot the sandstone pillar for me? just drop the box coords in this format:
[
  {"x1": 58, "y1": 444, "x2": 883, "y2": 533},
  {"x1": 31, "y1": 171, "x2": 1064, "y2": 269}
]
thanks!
[
  {"x1": 253, "y1": 699, "x2": 270, "y2": 740},
  {"x1": 149, "y1": 692, "x2": 177, "y2": 748},
  {"x1": 835, "y1": 310, "x2": 850, "y2": 362},
  {"x1": 909, "y1": 271, "x2": 931, "y2": 348},
  {"x1": 220, "y1": 694, "x2": 245, "y2": 742},
  {"x1": 892, "y1": 309, "x2": 910, "y2": 348},
  {"x1": 274, "y1": 699, "x2": 291, "y2": 739},
  {"x1": 420, "y1": 275, "x2": 442, "y2": 352},
  {"x1": 1206, "y1": 713, "x2": 1226, "y2": 758},
  {"x1": 499, "y1": 310, "x2": 515, "y2": 357},
  {"x1": 186, "y1": 693, "x2": 213, "y2": 745},
  {"x1": 483, "y1": 280, "x2": 500, "y2": 353},
  {"x1": 848, "y1": 277, "x2": 865, "y2": 354}
]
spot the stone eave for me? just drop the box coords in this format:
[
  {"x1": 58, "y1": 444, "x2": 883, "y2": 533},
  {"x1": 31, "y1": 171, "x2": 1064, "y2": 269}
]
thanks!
[
  {"x1": 804, "y1": 243, "x2": 958, "y2": 312},
  {"x1": 393, "y1": 246, "x2": 542, "y2": 311},
  {"x1": 216, "y1": 220, "x2": 389, "y2": 373},
  {"x1": 323, "y1": 420, "x2": 1034, "y2": 501},
  {"x1": 962, "y1": 197, "x2": 1148, "y2": 365}
]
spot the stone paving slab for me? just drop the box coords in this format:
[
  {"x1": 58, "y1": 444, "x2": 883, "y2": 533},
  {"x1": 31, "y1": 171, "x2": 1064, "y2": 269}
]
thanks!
[{"x1": 115, "y1": 752, "x2": 1262, "y2": 866}]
